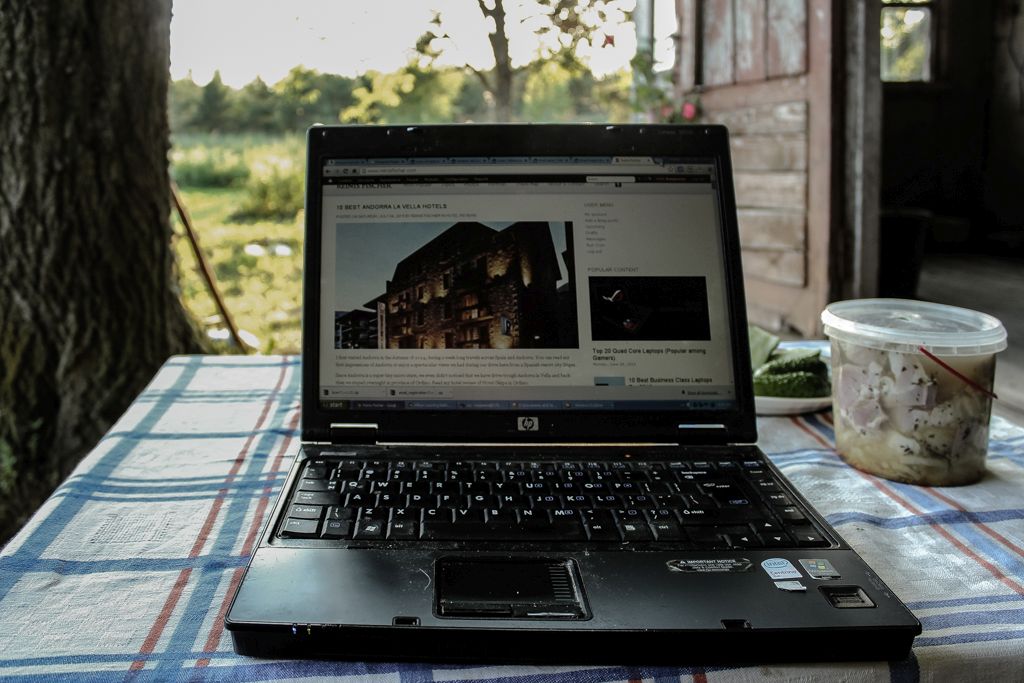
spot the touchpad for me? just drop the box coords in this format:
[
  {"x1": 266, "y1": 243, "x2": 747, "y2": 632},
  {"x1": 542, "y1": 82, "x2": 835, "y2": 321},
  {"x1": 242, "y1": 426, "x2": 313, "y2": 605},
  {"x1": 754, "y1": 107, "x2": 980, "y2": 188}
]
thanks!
[{"x1": 434, "y1": 557, "x2": 589, "y2": 620}]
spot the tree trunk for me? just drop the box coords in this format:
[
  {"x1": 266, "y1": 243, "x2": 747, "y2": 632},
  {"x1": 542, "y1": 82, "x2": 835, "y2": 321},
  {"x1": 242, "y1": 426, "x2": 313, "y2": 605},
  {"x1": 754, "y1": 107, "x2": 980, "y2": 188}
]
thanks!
[
  {"x1": 0, "y1": 0, "x2": 202, "y2": 543},
  {"x1": 480, "y1": 0, "x2": 516, "y2": 122}
]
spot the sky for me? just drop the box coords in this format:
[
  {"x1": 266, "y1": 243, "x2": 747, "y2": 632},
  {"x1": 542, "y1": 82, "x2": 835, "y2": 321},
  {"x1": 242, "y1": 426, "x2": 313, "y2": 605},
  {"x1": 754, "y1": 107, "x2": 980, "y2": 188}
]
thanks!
[{"x1": 169, "y1": 0, "x2": 677, "y2": 87}]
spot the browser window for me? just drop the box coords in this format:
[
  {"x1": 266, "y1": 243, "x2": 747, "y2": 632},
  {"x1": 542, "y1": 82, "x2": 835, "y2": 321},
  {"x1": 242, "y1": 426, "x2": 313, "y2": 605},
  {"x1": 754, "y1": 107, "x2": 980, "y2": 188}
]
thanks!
[{"x1": 317, "y1": 156, "x2": 736, "y2": 412}]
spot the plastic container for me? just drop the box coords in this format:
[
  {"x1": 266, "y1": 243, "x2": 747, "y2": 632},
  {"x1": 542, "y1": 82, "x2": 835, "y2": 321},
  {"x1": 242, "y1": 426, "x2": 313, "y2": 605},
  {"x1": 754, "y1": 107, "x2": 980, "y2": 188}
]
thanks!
[{"x1": 821, "y1": 299, "x2": 1007, "y2": 485}]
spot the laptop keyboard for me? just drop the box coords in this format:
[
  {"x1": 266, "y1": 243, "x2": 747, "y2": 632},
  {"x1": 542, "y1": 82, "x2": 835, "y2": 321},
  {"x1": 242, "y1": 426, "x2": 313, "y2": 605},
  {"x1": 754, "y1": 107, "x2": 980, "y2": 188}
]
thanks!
[{"x1": 275, "y1": 452, "x2": 831, "y2": 549}]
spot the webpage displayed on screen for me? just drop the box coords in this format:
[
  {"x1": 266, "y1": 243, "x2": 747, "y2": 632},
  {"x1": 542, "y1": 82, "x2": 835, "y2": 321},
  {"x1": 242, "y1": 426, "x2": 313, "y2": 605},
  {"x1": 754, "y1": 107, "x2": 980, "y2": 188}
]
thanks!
[{"x1": 318, "y1": 156, "x2": 736, "y2": 412}]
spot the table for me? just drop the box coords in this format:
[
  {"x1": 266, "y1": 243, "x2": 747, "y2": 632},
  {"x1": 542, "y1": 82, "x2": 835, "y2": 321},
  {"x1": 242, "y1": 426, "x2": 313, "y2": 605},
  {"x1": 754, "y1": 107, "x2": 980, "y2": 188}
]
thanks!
[{"x1": 1, "y1": 355, "x2": 1022, "y2": 682}]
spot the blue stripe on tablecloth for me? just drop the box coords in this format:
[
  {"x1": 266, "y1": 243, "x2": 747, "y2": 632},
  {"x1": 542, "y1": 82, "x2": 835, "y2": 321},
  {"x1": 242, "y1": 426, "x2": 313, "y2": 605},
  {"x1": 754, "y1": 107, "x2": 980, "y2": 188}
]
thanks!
[
  {"x1": 155, "y1": 360, "x2": 301, "y2": 674},
  {"x1": 46, "y1": 488, "x2": 283, "y2": 504},
  {"x1": 907, "y1": 593, "x2": 1024, "y2": 610},
  {"x1": 826, "y1": 508, "x2": 1024, "y2": 529},
  {"x1": 914, "y1": 628, "x2": 1024, "y2": 647},
  {"x1": 921, "y1": 607, "x2": 1024, "y2": 631},
  {"x1": 1, "y1": 555, "x2": 250, "y2": 576},
  {"x1": 398, "y1": 665, "x2": 436, "y2": 683},
  {"x1": 887, "y1": 486, "x2": 1024, "y2": 576},
  {"x1": 102, "y1": 428, "x2": 298, "y2": 441},
  {"x1": 63, "y1": 472, "x2": 289, "y2": 485},
  {"x1": 766, "y1": 448, "x2": 838, "y2": 464},
  {"x1": 53, "y1": 477, "x2": 288, "y2": 496},
  {"x1": 0, "y1": 358, "x2": 203, "y2": 604}
]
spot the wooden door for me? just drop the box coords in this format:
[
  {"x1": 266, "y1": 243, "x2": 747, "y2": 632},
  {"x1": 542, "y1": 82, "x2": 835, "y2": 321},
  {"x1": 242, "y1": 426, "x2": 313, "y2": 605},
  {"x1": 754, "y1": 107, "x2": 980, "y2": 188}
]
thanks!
[{"x1": 675, "y1": 0, "x2": 839, "y2": 336}]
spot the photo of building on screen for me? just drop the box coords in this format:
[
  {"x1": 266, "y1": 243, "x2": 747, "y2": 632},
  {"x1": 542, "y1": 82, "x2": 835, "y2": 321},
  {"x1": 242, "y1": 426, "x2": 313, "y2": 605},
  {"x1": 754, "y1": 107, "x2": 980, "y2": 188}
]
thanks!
[{"x1": 335, "y1": 221, "x2": 578, "y2": 350}]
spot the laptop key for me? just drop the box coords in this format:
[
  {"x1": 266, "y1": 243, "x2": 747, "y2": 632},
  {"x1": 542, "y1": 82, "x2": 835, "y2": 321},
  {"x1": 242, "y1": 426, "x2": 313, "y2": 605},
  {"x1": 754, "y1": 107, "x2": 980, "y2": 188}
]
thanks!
[
  {"x1": 454, "y1": 508, "x2": 486, "y2": 523},
  {"x1": 303, "y1": 466, "x2": 328, "y2": 479},
  {"x1": 321, "y1": 519, "x2": 352, "y2": 539},
  {"x1": 650, "y1": 520, "x2": 685, "y2": 541},
  {"x1": 778, "y1": 506, "x2": 809, "y2": 523},
  {"x1": 584, "y1": 521, "x2": 622, "y2": 541},
  {"x1": 792, "y1": 529, "x2": 829, "y2": 547},
  {"x1": 288, "y1": 504, "x2": 323, "y2": 520},
  {"x1": 422, "y1": 508, "x2": 455, "y2": 523},
  {"x1": 280, "y1": 517, "x2": 320, "y2": 538},
  {"x1": 485, "y1": 508, "x2": 516, "y2": 523},
  {"x1": 725, "y1": 532, "x2": 762, "y2": 548},
  {"x1": 387, "y1": 520, "x2": 418, "y2": 540},
  {"x1": 353, "y1": 520, "x2": 385, "y2": 539},
  {"x1": 757, "y1": 532, "x2": 794, "y2": 548},
  {"x1": 619, "y1": 521, "x2": 655, "y2": 542},
  {"x1": 295, "y1": 491, "x2": 342, "y2": 506}
]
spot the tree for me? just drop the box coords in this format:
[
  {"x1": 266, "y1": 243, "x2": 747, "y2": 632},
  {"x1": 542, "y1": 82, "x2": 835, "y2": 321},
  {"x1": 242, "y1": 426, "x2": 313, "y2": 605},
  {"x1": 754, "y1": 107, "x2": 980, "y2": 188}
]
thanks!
[
  {"x1": 0, "y1": 0, "x2": 202, "y2": 543},
  {"x1": 341, "y1": 64, "x2": 466, "y2": 124},
  {"x1": 168, "y1": 74, "x2": 204, "y2": 133},
  {"x1": 192, "y1": 70, "x2": 233, "y2": 132},
  {"x1": 274, "y1": 66, "x2": 359, "y2": 132},
  {"x1": 236, "y1": 77, "x2": 280, "y2": 132},
  {"x1": 418, "y1": 0, "x2": 633, "y2": 121}
]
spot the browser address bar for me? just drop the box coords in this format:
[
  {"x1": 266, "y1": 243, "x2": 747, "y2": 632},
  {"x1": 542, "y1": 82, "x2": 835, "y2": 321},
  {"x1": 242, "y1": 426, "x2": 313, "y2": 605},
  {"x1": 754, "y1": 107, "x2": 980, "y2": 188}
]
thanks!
[{"x1": 325, "y1": 164, "x2": 672, "y2": 176}]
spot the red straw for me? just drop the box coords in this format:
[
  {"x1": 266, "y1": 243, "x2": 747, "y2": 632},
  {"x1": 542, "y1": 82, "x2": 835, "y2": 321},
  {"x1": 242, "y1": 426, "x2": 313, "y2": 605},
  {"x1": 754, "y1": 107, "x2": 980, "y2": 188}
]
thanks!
[{"x1": 918, "y1": 346, "x2": 999, "y2": 400}]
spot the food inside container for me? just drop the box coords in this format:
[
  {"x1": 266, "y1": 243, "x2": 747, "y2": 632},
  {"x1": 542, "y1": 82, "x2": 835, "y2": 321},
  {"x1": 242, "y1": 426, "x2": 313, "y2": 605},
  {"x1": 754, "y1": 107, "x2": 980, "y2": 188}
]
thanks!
[{"x1": 821, "y1": 299, "x2": 1007, "y2": 486}]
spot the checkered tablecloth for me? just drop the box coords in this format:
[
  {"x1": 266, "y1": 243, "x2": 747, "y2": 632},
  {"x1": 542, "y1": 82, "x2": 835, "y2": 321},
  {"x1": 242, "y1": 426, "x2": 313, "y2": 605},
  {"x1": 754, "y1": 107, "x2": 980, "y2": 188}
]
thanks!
[{"x1": 1, "y1": 355, "x2": 1022, "y2": 682}]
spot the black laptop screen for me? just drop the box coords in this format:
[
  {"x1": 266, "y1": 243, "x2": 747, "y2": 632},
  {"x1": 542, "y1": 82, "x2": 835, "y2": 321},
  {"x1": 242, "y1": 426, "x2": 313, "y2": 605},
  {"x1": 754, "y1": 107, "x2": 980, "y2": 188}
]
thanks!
[{"x1": 317, "y1": 154, "x2": 737, "y2": 413}]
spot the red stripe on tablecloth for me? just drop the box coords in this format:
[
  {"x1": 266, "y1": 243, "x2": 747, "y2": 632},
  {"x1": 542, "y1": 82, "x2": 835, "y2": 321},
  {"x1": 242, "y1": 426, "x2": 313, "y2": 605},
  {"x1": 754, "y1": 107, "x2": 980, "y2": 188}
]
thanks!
[
  {"x1": 693, "y1": 670, "x2": 708, "y2": 683},
  {"x1": 128, "y1": 568, "x2": 193, "y2": 671},
  {"x1": 859, "y1": 470, "x2": 1024, "y2": 595},
  {"x1": 789, "y1": 416, "x2": 1024, "y2": 595},
  {"x1": 788, "y1": 415, "x2": 832, "y2": 450},
  {"x1": 196, "y1": 408, "x2": 301, "y2": 665},
  {"x1": 925, "y1": 486, "x2": 1024, "y2": 560},
  {"x1": 128, "y1": 359, "x2": 290, "y2": 671}
]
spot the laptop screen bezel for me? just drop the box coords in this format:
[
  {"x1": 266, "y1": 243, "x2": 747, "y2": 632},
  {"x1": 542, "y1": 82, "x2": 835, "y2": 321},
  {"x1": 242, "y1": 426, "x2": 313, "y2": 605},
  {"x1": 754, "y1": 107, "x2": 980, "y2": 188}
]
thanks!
[{"x1": 301, "y1": 124, "x2": 757, "y2": 445}]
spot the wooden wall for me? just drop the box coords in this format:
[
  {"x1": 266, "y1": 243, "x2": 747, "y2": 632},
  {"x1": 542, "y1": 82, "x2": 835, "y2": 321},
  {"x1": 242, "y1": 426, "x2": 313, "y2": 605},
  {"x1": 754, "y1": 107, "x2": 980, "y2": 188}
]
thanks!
[{"x1": 676, "y1": 0, "x2": 835, "y2": 335}]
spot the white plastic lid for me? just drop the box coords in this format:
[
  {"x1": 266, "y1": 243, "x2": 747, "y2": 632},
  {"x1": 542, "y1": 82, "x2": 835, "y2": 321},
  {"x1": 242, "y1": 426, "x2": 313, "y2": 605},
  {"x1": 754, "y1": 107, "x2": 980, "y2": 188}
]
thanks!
[{"x1": 821, "y1": 298, "x2": 1007, "y2": 356}]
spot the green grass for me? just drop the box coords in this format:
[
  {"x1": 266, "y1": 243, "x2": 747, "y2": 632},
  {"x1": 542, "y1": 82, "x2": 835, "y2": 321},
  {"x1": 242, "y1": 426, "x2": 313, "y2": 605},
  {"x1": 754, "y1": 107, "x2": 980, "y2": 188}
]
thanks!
[
  {"x1": 173, "y1": 186, "x2": 304, "y2": 355},
  {"x1": 170, "y1": 134, "x2": 308, "y2": 355}
]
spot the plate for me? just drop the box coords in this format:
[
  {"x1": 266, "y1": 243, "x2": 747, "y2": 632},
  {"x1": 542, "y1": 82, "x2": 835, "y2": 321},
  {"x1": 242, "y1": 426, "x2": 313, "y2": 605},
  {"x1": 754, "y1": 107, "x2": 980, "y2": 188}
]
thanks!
[
  {"x1": 754, "y1": 340, "x2": 833, "y2": 416},
  {"x1": 755, "y1": 394, "x2": 833, "y2": 416}
]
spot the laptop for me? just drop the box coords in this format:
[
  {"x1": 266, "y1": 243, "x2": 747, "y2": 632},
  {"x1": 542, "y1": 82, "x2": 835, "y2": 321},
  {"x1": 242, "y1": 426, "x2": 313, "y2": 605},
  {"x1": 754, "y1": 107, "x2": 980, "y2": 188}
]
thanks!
[{"x1": 225, "y1": 123, "x2": 920, "y2": 664}]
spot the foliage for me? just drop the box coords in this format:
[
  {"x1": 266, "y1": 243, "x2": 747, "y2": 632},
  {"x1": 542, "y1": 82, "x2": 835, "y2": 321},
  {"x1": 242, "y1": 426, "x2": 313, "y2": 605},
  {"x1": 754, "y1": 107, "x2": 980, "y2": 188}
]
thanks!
[
  {"x1": 170, "y1": 145, "x2": 250, "y2": 188},
  {"x1": 169, "y1": 67, "x2": 361, "y2": 135},
  {"x1": 629, "y1": 50, "x2": 700, "y2": 123},
  {"x1": 230, "y1": 154, "x2": 304, "y2": 223},
  {"x1": 169, "y1": 58, "x2": 637, "y2": 132},
  {"x1": 880, "y1": 7, "x2": 932, "y2": 82},
  {"x1": 171, "y1": 134, "x2": 304, "y2": 220},
  {"x1": 415, "y1": 0, "x2": 635, "y2": 121},
  {"x1": 171, "y1": 178, "x2": 305, "y2": 354},
  {"x1": 522, "y1": 60, "x2": 575, "y2": 121}
]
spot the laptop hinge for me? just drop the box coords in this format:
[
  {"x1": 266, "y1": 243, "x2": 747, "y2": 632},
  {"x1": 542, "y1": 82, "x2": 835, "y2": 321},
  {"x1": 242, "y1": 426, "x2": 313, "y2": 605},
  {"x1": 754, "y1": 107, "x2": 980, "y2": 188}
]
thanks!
[{"x1": 329, "y1": 422, "x2": 379, "y2": 445}]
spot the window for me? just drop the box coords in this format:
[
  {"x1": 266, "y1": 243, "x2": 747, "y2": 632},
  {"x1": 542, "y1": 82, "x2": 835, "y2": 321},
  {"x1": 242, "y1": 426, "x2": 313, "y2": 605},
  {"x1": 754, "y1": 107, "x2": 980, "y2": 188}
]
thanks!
[{"x1": 881, "y1": 0, "x2": 935, "y2": 82}]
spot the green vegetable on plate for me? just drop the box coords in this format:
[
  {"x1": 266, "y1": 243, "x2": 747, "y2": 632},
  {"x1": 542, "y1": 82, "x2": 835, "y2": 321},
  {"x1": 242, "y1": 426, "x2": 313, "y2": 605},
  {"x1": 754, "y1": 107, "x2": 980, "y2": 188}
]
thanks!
[{"x1": 748, "y1": 325, "x2": 831, "y2": 398}]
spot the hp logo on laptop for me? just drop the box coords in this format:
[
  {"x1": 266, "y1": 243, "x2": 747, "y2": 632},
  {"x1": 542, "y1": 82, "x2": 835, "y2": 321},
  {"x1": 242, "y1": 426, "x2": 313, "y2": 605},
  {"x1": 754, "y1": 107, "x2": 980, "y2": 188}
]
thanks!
[{"x1": 517, "y1": 416, "x2": 539, "y2": 432}]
